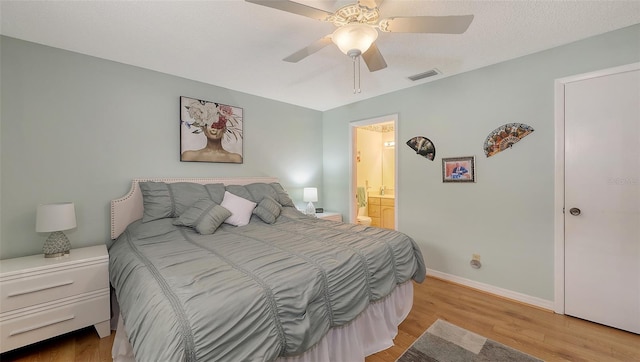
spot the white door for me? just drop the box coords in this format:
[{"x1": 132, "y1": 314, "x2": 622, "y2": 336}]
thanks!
[{"x1": 564, "y1": 65, "x2": 640, "y2": 334}]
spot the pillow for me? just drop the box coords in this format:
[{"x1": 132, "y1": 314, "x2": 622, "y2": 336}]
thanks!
[
  {"x1": 220, "y1": 191, "x2": 257, "y2": 226},
  {"x1": 173, "y1": 199, "x2": 231, "y2": 234},
  {"x1": 253, "y1": 196, "x2": 282, "y2": 224},
  {"x1": 203, "y1": 183, "x2": 227, "y2": 204},
  {"x1": 225, "y1": 184, "x2": 255, "y2": 202},
  {"x1": 170, "y1": 182, "x2": 214, "y2": 216},
  {"x1": 140, "y1": 181, "x2": 175, "y2": 222},
  {"x1": 245, "y1": 183, "x2": 279, "y2": 202},
  {"x1": 269, "y1": 183, "x2": 296, "y2": 207},
  {"x1": 139, "y1": 181, "x2": 226, "y2": 222},
  {"x1": 225, "y1": 182, "x2": 295, "y2": 207}
]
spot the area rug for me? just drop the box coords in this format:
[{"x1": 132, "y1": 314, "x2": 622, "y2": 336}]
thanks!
[{"x1": 396, "y1": 319, "x2": 543, "y2": 362}]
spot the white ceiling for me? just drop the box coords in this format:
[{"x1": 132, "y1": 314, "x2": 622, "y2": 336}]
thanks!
[{"x1": 2, "y1": 0, "x2": 639, "y2": 111}]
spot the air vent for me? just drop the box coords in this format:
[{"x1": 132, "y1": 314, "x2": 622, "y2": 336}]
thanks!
[{"x1": 408, "y1": 69, "x2": 440, "y2": 81}]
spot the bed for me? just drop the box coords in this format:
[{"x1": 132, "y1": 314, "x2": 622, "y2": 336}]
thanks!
[{"x1": 108, "y1": 177, "x2": 425, "y2": 362}]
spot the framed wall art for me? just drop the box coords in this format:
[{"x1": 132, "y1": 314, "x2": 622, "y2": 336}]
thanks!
[
  {"x1": 179, "y1": 96, "x2": 243, "y2": 163},
  {"x1": 442, "y1": 156, "x2": 475, "y2": 183}
]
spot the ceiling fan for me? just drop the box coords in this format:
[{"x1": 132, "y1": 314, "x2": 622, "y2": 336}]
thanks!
[{"x1": 246, "y1": 0, "x2": 474, "y2": 74}]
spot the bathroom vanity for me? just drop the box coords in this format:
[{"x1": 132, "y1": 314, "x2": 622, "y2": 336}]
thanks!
[{"x1": 368, "y1": 196, "x2": 395, "y2": 229}]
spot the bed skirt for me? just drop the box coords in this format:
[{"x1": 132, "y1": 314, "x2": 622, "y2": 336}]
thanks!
[{"x1": 112, "y1": 281, "x2": 413, "y2": 362}]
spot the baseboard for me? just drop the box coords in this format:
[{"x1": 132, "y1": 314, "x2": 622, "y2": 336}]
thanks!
[{"x1": 426, "y1": 269, "x2": 555, "y2": 311}]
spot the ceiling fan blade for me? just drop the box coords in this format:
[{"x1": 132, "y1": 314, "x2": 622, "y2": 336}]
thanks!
[
  {"x1": 362, "y1": 43, "x2": 387, "y2": 72},
  {"x1": 245, "y1": 0, "x2": 333, "y2": 21},
  {"x1": 358, "y1": 0, "x2": 383, "y2": 9},
  {"x1": 283, "y1": 36, "x2": 333, "y2": 63},
  {"x1": 381, "y1": 15, "x2": 474, "y2": 34}
]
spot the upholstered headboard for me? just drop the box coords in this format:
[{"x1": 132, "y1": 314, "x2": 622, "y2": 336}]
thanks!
[{"x1": 110, "y1": 177, "x2": 279, "y2": 239}]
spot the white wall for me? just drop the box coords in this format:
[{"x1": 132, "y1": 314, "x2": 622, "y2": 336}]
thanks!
[
  {"x1": 322, "y1": 24, "x2": 640, "y2": 301},
  {"x1": 0, "y1": 36, "x2": 323, "y2": 259}
]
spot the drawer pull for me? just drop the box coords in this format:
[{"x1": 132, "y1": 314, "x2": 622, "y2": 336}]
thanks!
[
  {"x1": 7, "y1": 280, "x2": 74, "y2": 297},
  {"x1": 9, "y1": 315, "x2": 75, "y2": 336}
]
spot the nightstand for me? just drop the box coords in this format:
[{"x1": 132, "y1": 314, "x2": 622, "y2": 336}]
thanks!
[
  {"x1": 316, "y1": 212, "x2": 342, "y2": 222},
  {"x1": 0, "y1": 245, "x2": 110, "y2": 353}
]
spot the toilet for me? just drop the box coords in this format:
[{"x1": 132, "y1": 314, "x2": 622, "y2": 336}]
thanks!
[{"x1": 356, "y1": 206, "x2": 372, "y2": 226}]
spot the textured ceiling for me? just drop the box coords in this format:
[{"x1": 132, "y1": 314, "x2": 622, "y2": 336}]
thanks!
[{"x1": 2, "y1": 0, "x2": 639, "y2": 111}]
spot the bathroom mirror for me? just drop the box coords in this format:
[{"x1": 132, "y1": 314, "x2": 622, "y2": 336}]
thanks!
[
  {"x1": 356, "y1": 122, "x2": 395, "y2": 197},
  {"x1": 382, "y1": 143, "x2": 395, "y2": 194}
]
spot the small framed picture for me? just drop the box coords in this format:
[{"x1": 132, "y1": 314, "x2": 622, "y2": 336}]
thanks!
[{"x1": 442, "y1": 156, "x2": 475, "y2": 183}]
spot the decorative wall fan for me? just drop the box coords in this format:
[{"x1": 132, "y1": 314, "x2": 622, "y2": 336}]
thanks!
[
  {"x1": 246, "y1": 0, "x2": 473, "y2": 91},
  {"x1": 406, "y1": 136, "x2": 436, "y2": 161},
  {"x1": 483, "y1": 123, "x2": 534, "y2": 157}
]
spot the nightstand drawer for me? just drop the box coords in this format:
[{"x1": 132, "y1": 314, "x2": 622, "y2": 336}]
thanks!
[
  {"x1": 0, "y1": 263, "x2": 108, "y2": 313},
  {"x1": 0, "y1": 290, "x2": 109, "y2": 353}
]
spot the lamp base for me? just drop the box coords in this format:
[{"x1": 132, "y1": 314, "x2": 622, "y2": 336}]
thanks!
[
  {"x1": 43, "y1": 231, "x2": 71, "y2": 258},
  {"x1": 305, "y1": 201, "x2": 316, "y2": 217}
]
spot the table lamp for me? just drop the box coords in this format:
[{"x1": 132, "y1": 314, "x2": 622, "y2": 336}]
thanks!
[
  {"x1": 303, "y1": 187, "x2": 318, "y2": 216},
  {"x1": 36, "y1": 202, "x2": 77, "y2": 258}
]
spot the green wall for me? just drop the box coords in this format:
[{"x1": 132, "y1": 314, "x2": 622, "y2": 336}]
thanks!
[
  {"x1": 322, "y1": 24, "x2": 640, "y2": 301},
  {"x1": 0, "y1": 36, "x2": 323, "y2": 259},
  {"x1": 2, "y1": 24, "x2": 639, "y2": 302}
]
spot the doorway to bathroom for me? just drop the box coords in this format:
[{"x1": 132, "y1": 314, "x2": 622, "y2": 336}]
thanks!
[{"x1": 350, "y1": 114, "x2": 397, "y2": 230}]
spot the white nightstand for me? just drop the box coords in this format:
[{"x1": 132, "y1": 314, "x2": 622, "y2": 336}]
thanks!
[
  {"x1": 316, "y1": 212, "x2": 342, "y2": 222},
  {"x1": 0, "y1": 245, "x2": 110, "y2": 353}
]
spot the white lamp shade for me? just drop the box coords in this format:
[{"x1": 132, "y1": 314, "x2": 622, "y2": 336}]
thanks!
[
  {"x1": 303, "y1": 188, "x2": 318, "y2": 202},
  {"x1": 36, "y1": 202, "x2": 77, "y2": 232},
  {"x1": 332, "y1": 23, "x2": 378, "y2": 55}
]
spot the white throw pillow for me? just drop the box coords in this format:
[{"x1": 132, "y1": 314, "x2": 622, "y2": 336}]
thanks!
[{"x1": 220, "y1": 191, "x2": 257, "y2": 226}]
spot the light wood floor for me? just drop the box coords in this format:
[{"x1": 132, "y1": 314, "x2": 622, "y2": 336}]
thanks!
[
  {"x1": 2, "y1": 277, "x2": 638, "y2": 362},
  {"x1": 367, "y1": 277, "x2": 640, "y2": 362}
]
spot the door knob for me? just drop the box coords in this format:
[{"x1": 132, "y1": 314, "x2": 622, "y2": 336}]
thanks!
[{"x1": 569, "y1": 207, "x2": 581, "y2": 216}]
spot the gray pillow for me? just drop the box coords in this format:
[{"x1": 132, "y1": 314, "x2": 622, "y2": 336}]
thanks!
[
  {"x1": 225, "y1": 184, "x2": 255, "y2": 202},
  {"x1": 139, "y1": 181, "x2": 226, "y2": 222},
  {"x1": 224, "y1": 182, "x2": 295, "y2": 207},
  {"x1": 270, "y1": 183, "x2": 295, "y2": 207},
  {"x1": 173, "y1": 199, "x2": 231, "y2": 235},
  {"x1": 171, "y1": 182, "x2": 217, "y2": 216},
  {"x1": 253, "y1": 196, "x2": 282, "y2": 224},
  {"x1": 204, "y1": 183, "x2": 227, "y2": 204},
  {"x1": 245, "y1": 183, "x2": 279, "y2": 202},
  {"x1": 140, "y1": 181, "x2": 175, "y2": 222}
]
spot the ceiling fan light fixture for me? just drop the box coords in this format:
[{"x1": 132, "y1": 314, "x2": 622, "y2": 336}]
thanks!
[{"x1": 331, "y1": 23, "x2": 378, "y2": 56}]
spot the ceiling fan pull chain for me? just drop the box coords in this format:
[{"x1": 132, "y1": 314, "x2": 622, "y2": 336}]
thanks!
[
  {"x1": 352, "y1": 56, "x2": 357, "y2": 94},
  {"x1": 352, "y1": 55, "x2": 362, "y2": 94},
  {"x1": 357, "y1": 56, "x2": 361, "y2": 94}
]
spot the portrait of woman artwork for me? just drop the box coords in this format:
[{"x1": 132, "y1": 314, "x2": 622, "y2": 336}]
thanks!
[{"x1": 180, "y1": 96, "x2": 243, "y2": 163}]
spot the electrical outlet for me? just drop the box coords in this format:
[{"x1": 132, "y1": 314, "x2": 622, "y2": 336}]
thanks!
[{"x1": 470, "y1": 254, "x2": 482, "y2": 269}]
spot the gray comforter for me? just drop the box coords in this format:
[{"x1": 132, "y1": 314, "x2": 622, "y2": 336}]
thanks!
[{"x1": 109, "y1": 207, "x2": 425, "y2": 362}]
